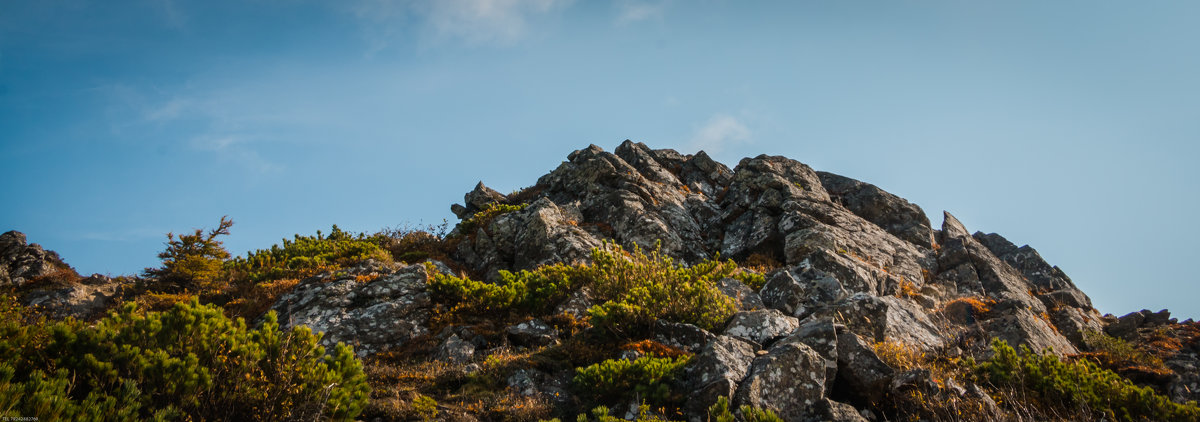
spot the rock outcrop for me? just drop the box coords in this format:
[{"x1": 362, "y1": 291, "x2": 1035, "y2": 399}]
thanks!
[
  {"x1": 11, "y1": 141, "x2": 1195, "y2": 421},
  {"x1": 269, "y1": 260, "x2": 433, "y2": 356},
  {"x1": 1, "y1": 230, "x2": 74, "y2": 287}
]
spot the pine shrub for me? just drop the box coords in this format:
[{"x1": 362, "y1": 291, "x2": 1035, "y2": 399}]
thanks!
[
  {"x1": 572, "y1": 355, "x2": 690, "y2": 406},
  {"x1": 0, "y1": 297, "x2": 369, "y2": 421},
  {"x1": 978, "y1": 338, "x2": 1200, "y2": 421}
]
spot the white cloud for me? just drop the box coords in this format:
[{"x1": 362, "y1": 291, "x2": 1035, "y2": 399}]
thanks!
[
  {"x1": 616, "y1": 0, "x2": 666, "y2": 24},
  {"x1": 144, "y1": 97, "x2": 192, "y2": 121},
  {"x1": 690, "y1": 114, "x2": 751, "y2": 155},
  {"x1": 352, "y1": 0, "x2": 571, "y2": 51},
  {"x1": 190, "y1": 134, "x2": 282, "y2": 174}
]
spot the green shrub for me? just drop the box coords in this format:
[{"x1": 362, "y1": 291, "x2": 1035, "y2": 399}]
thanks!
[
  {"x1": 229, "y1": 224, "x2": 392, "y2": 283},
  {"x1": 707, "y1": 396, "x2": 783, "y2": 422},
  {"x1": 0, "y1": 297, "x2": 369, "y2": 421},
  {"x1": 426, "y1": 262, "x2": 579, "y2": 319},
  {"x1": 977, "y1": 338, "x2": 1200, "y2": 421},
  {"x1": 585, "y1": 244, "x2": 738, "y2": 333},
  {"x1": 573, "y1": 355, "x2": 690, "y2": 406},
  {"x1": 143, "y1": 216, "x2": 234, "y2": 293}
]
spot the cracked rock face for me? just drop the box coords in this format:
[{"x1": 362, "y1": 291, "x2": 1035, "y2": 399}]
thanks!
[
  {"x1": 1, "y1": 230, "x2": 73, "y2": 288},
  {"x1": 734, "y1": 338, "x2": 828, "y2": 422},
  {"x1": 269, "y1": 262, "x2": 433, "y2": 357}
]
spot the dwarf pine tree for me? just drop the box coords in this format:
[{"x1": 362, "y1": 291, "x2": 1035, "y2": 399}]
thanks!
[{"x1": 144, "y1": 216, "x2": 234, "y2": 293}]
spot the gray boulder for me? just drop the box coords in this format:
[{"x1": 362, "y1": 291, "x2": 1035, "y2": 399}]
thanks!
[
  {"x1": 812, "y1": 293, "x2": 944, "y2": 352},
  {"x1": 734, "y1": 339, "x2": 827, "y2": 422},
  {"x1": 506, "y1": 319, "x2": 559, "y2": 347},
  {"x1": 269, "y1": 262, "x2": 432, "y2": 357},
  {"x1": 835, "y1": 332, "x2": 895, "y2": 406},
  {"x1": 655, "y1": 320, "x2": 717, "y2": 354},
  {"x1": 722, "y1": 309, "x2": 799, "y2": 347},
  {"x1": 434, "y1": 334, "x2": 476, "y2": 364},
  {"x1": 760, "y1": 267, "x2": 847, "y2": 319},
  {"x1": 24, "y1": 274, "x2": 129, "y2": 320},
  {"x1": 817, "y1": 171, "x2": 935, "y2": 249},
  {"x1": 717, "y1": 277, "x2": 764, "y2": 311},
  {"x1": 683, "y1": 336, "x2": 756, "y2": 422},
  {"x1": 1, "y1": 231, "x2": 74, "y2": 287}
]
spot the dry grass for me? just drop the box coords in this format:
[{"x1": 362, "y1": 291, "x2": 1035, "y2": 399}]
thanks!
[
  {"x1": 940, "y1": 296, "x2": 994, "y2": 324},
  {"x1": 361, "y1": 346, "x2": 558, "y2": 422}
]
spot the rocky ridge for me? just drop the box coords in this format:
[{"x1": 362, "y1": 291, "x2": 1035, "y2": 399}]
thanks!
[{"x1": 6, "y1": 141, "x2": 1200, "y2": 421}]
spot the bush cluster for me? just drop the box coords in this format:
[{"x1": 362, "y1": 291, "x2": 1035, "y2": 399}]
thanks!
[
  {"x1": 425, "y1": 243, "x2": 754, "y2": 334},
  {"x1": 978, "y1": 338, "x2": 1200, "y2": 421},
  {"x1": 427, "y1": 263, "x2": 580, "y2": 319},
  {"x1": 707, "y1": 396, "x2": 782, "y2": 422},
  {"x1": 572, "y1": 355, "x2": 691, "y2": 406},
  {"x1": 0, "y1": 297, "x2": 369, "y2": 421},
  {"x1": 584, "y1": 244, "x2": 741, "y2": 334},
  {"x1": 228, "y1": 224, "x2": 392, "y2": 283}
]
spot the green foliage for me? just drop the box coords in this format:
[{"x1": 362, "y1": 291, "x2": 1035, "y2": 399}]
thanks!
[
  {"x1": 412, "y1": 393, "x2": 439, "y2": 422},
  {"x1": 548, "y1": 405, "x2": 673, "y2": 422},
  {"x1": 229, "y1": 224, "x2": 392, "y2": 283},
  {"x1": 458, "y1": 203, "x2": 529, "y2": 235},
  {"x1": 144, "y1": 216, "x2": 234, "y2": 293},
  {"x1": 707, "y1": 397, "x2": 782, "y2": 422},
  {"x1": 0, "y1": 297, "x2": 369, "y2": 421},
  {"x1": 425, "y1": 243, "x2": 743, "y2": 333},
  {"x1": 731, "y1": 270, "x2": 767, "y2": 291},
  {"x1": 573, "y1": 355, "x2": 691, "y2": 406},
  {"x1": 585, "y1": 244, "x2": 738, "y2": 333},
  {"x1": 426, "y1": 262, "x2": 579, "y2": 318},
  {"x1": 977, "y1": 338, "x2": 1200, "y2": 422}
]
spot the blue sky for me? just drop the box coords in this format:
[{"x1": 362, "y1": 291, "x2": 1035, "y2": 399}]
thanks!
[{"x1": 2, "y1": 1, "x2": 1197, "y2": 319}]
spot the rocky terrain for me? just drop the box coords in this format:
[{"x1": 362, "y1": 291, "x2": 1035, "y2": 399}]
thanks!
[{"x1": 4, "y1": 141, "x2": 1199, "y2": 421}]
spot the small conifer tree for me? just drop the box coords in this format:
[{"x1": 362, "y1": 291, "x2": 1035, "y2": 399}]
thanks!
[{"x1": 145, "y1": 216, "x2": 234, "y2": 293}]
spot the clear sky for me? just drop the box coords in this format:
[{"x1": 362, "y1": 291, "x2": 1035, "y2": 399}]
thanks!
[{"x1": 2, "y1": 1, "x2": 1197, "y2": 319}]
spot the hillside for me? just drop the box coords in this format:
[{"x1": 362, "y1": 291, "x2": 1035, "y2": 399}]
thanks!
[{"x1": 2, "y1": 141, "x2": 1198, "y2": 421}]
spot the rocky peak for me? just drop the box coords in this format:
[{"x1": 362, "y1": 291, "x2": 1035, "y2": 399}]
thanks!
[
  {"x1": 0, "y1": 230, "x2": 72, "y2": 287},
  {"x1": 451, "y1": 143, "x2": 1103, "y2": 357}
]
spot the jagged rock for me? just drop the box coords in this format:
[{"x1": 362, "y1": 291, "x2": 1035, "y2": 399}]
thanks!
[
  {"x1": 655, "y1": 320, "x2": 717, "y2": 353},
  {"x1": 0, "y1": 231, "x2": 73, "y2": 287},
  {"x1": 834, "y1": 332, "x2": 894, "y2": 406},
  {"x1": 722, "y1": 309, "x2": 799, "y2": 347},
  {"x1": 506, "y1": 368, "x2": 571, "y2": 404},
  {"x1": 818, "y1": 172, "x2": 935, "y2": 249},
  {"x1": 1050, "y1": 306, "x2": 1105, "y2": 346},
  {"x1": 813, "y1": 293, "x2": 944, "y2": 352},
  {"x1": 1106, "y1": 310, "x2": 1147, "y2": 339},
  {"x1": 985, "y1": 308, "x2": 1078, "y2": 355},
  {"x1": 434, "y1": 334, "x2": 476, "y2": 364},
  {"x1": 453, "y1": 181, "x2": 508, "y2": 219},
  {"x1": 734, "y1": 338, "x2": 827, "y2": 422},
  {"x1": 717, "y1": 277, "x2": 763, "y2": 311},
  {"x1": 760, "y1": 267, "x2": 847, "y2": 319},
  {"x1": 23, "y1": 274, "x2": 128, "y2": 320},
  {"x1": 456, "y1": 197, "x2": 603, "y2": 280},
  {"x1": 791, "y1": 318, "x2": 840, "y2": 391},
  {"x1": 975, "y1": 232, "x2": 1086, "y2": 296},
  {"x1": 683, "y1": 336, "x2": 756, "y2": 421},
  {"x1": 269, "y1": 262, "x2": 431, "y2": 357},
  {"x1": 936, "y1": 213, "x2": 1047, "y2": 315},
  {"x1": 807, "y1": 399, "x2": 868, "y2": 422},
  {"x1": 687, "y1": 335, "x2": 756, "y2": 387},
  {"x1": 505, "y1": 319, "x2": 559, "y2": 347}
]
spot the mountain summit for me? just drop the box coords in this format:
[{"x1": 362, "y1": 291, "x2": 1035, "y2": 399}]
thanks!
[{"x1": 4, "y1": 141, "x2": 1198, "y2": 421}]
